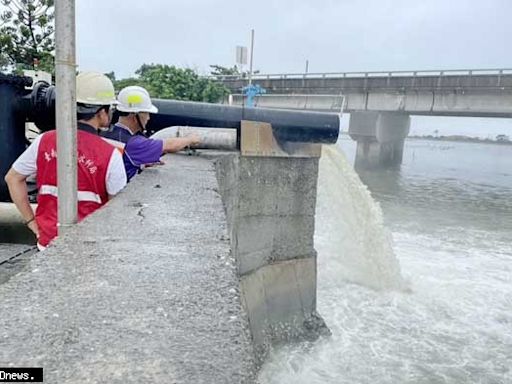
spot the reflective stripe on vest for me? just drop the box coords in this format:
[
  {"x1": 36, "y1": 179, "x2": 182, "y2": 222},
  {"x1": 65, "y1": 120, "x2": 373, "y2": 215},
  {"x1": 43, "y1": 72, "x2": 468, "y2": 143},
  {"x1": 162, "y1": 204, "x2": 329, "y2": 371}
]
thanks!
[{"x1": 39, "y1": 185, "x2": 103, "y2": 204}]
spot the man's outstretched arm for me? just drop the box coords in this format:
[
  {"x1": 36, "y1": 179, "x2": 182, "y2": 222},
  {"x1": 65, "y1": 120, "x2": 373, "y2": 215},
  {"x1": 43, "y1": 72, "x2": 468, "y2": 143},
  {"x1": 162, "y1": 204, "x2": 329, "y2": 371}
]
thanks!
[
  {"x1": 162, "y1": 134, "x2": 201, "y2": 153},
  {"x1": 5, "y1": 169, "x2": 39, "y2": 237}
]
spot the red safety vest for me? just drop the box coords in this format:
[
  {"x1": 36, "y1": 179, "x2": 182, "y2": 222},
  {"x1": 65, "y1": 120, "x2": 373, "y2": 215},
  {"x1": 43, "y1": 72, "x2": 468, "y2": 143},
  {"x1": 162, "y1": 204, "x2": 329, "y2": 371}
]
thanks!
[{"x1": 35, "y1": 128, "x2": 115, "y2": 247}]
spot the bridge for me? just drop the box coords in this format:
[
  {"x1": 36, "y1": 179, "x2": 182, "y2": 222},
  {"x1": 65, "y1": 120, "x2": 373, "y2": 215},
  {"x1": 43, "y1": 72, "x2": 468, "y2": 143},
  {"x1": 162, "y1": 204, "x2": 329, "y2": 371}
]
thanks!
[{"x1": 217, "y1": 68, "x2": 512, "y2": 168}]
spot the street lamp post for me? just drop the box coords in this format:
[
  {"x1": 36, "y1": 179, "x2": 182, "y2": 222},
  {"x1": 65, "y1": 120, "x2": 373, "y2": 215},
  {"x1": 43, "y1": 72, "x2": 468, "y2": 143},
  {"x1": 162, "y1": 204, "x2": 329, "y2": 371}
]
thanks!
[
  {"x1": 55, "y1": 0, "x2": 78, "y2": 231},
  {"x1": 248, "y1": 29, "x2": 255, "y2": 85}
]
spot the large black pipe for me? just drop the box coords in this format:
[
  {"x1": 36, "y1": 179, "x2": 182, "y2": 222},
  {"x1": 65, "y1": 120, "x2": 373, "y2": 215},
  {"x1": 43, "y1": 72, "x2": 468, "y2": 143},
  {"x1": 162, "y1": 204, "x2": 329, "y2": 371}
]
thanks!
[
  {"x1": 26, "y1": 87, "x2": 341, "y2": 144},
  {"x1": 10, "y1": 83, "x2": 341, "y2": 144},
  {"x1": 0, "y1": 74, "x2": 33, "y2": 201},
  {"x1": 149, "y1": 99, "x2": 339, "y2": 144}
]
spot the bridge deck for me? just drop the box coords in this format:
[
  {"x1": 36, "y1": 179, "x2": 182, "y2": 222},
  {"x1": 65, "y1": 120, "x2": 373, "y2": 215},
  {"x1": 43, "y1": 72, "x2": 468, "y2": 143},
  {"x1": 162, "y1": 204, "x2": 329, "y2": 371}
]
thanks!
[{"x1": 219, "y1": 70, "x2": 512, "y2": 117}]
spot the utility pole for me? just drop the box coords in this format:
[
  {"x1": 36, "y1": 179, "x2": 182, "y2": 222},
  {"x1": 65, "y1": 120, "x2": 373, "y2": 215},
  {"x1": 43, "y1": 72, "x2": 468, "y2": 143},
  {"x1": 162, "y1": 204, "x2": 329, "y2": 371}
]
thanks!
[
  {"x1": 305, "y1": 60, "x2": 309, "y2": 74},
  {"x1": 248, "y1": 29, "x2": 255, "y2": 85},
  {"x1": 55, "y1": 0, "x2": 78, "y2": 231}
]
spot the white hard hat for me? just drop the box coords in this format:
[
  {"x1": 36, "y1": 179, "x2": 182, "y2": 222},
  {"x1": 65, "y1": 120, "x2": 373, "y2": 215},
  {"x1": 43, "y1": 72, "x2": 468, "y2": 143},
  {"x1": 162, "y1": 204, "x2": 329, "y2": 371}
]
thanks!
[
  {"x1": 76, "y1": 71, "x2": 117, "y2": 106},
  {"x1": 116, "y1": 86, "x2": 158, "y2": 114}
]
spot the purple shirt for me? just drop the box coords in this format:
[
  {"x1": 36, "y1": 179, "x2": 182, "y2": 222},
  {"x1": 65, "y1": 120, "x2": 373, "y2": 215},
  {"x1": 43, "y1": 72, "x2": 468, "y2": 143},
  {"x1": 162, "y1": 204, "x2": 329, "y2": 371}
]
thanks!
[{"x1": 124, "y1": 134, "x2": 164, "y2": 181}]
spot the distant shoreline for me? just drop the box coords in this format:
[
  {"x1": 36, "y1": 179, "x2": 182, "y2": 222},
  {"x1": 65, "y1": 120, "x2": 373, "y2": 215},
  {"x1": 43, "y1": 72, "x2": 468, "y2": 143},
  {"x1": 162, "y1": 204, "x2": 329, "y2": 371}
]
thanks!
[
  {"x1": 407, "y1": 135, "x2": 512, "y2": 146},
  {"x1": 339, "y1": 132, "x2": 512, "y2": 146}
]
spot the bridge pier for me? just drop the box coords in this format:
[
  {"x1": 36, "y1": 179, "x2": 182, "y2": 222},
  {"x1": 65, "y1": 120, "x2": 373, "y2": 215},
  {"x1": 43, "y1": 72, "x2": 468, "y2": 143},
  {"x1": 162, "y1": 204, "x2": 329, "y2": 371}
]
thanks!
[{"x1": 349, "y1": 111, "x2": 410, "y2": 169}]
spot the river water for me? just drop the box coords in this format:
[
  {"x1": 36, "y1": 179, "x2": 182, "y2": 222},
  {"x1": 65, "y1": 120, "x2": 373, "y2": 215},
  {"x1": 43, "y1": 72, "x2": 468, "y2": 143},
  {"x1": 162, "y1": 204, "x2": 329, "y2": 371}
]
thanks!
[{"x1": 259, "y1": 137, "x2": 512, "y2": 384}]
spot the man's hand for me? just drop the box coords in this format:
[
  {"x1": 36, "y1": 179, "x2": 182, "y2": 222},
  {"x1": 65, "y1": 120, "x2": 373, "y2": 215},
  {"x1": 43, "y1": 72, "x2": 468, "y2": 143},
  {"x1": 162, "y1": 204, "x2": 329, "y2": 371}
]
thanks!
[
  {"x1": 27, "y1": 220, "x2": 39, "y2": 239},
  {"x1": 143, "y1": 160, "x2": 165, "y2": 168},
  {"x1": 163, "y1": 134, "x2": 202, "y2": 153},
  {"x1": 187, "y1": 134, "x2": 201, "y2": 146},
  {"x1": 5, "y1": 168, "x2": 37, "y2": 240}
]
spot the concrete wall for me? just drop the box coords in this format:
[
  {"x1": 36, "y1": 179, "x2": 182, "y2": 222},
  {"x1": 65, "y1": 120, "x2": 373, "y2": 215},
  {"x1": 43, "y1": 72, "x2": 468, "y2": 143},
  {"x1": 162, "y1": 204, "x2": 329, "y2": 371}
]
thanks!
[{"x1": 215, "y1": 154, "x2": 329, "y2": 359}]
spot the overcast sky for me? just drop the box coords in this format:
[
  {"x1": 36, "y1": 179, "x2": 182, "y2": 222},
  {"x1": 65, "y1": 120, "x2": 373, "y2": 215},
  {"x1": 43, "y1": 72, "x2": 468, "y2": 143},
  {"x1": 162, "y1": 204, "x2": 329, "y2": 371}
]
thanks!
[{"x1": 76, "y1": 0, "x2": 512, "y2": 78}]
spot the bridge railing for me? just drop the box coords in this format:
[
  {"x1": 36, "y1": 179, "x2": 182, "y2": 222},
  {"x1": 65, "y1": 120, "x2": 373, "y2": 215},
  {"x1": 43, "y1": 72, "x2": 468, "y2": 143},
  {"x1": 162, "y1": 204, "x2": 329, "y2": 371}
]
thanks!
[{"x1": 211, "y1": 68, "x2": 512, "y2": 81}]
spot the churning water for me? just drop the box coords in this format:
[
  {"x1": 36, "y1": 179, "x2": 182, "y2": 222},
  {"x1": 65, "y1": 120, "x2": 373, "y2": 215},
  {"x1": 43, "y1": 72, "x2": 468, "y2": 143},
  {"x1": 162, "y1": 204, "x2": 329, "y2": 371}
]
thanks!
[
  {"x1": 259, "y1": 138, "x2": 512, "y2": 384},
  {"x1": 314, "y1": 145, "x2": 406, "y2": 291}
]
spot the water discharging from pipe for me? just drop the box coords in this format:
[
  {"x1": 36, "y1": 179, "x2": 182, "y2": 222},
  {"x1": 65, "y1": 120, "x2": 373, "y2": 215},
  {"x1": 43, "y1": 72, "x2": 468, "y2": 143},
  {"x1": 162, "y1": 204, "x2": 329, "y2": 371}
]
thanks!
[{"x1": 315, "y1": 145, "x2": 406, "y2": 291}]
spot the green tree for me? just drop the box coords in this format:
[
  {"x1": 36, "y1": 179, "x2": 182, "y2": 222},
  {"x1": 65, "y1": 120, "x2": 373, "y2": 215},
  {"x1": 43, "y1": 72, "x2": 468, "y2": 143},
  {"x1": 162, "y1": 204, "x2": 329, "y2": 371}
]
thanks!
[
  {"x1": 0, "y1": 0, "x2": 55, "y2": 73},
  {"x1": 209, "y1": 64, "x2": 259, "y2": 78},
  {"x1": 111, "y1": 64, "x2": 230, "y2": 103},
  {"x1": 209, "y1": 64, "x2": 240, "y2": 76},
  {"x1": 104, "y1": 71, "x2": 116, "y2": 82}
]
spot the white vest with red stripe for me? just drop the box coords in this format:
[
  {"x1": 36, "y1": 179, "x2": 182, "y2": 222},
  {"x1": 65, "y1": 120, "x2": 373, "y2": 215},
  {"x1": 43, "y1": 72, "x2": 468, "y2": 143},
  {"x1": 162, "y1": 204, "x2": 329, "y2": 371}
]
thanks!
[{"x1": 36, "y1": 127, "x2": 115, "y2": 247}]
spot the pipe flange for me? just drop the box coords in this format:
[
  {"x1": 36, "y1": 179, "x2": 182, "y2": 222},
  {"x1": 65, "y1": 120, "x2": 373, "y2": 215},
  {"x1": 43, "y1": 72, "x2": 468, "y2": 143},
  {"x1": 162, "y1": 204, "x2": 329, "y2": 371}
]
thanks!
[
  {"x1": 30, "y1": 81, "x2": 56, "y2": 131},
  {"x1": 0, "y1": 72, "x2": 32, "y2": 88},
  {"x1": 31, "y1": 81, "x2": 54, "y2": 111}
]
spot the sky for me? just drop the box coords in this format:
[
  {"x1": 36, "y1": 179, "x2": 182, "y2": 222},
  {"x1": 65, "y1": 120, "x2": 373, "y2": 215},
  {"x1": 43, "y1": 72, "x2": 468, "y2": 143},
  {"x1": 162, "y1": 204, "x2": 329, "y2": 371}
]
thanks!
[
  {"x1": 74, "y1": 0, "x2": 512, "y2": 137},
  {"x1": 76, "y1": 0, "x2": 512, "y2": 78}
]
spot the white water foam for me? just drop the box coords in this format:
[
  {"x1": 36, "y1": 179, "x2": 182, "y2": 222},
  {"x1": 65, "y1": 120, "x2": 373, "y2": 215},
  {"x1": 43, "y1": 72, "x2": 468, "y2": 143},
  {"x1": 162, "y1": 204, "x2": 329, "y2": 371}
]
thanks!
[
  {"x1": 259, "y1": 227, "x2": 512, "y2": 384},
  {"x1": 259, "y1": 142, "x2": 512, "y2": 384},
  {"x1": 315, "y1": 145, "x2": 406, "y2": 291}
]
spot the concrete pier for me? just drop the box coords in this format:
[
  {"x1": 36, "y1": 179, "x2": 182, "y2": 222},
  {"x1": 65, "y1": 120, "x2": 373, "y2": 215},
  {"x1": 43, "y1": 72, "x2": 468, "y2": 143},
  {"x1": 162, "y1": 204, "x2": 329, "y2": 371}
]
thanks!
[
  {"x1": 216, "y1": 155, "x2": 329, "y2": 359},
  {"x1": 349, "y1": 111, "x2": 410, "y2": 169}
]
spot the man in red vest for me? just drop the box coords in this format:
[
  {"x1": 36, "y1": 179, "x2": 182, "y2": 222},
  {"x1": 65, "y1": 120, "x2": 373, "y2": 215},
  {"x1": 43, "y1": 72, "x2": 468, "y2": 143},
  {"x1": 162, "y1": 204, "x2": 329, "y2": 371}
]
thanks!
[{"x1": 4, "y1": 72, "x2": 127, "y2": 250}]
